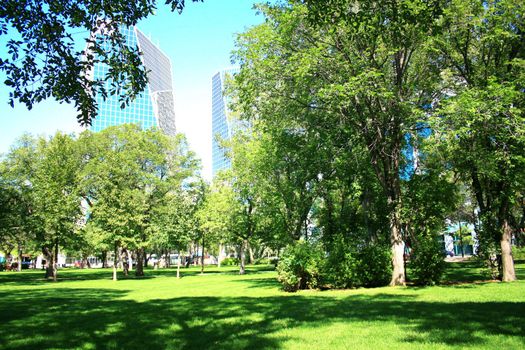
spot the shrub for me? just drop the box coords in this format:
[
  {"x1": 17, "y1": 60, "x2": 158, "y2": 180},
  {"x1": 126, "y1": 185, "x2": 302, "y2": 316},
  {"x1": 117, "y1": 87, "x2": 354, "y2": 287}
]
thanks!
[
  {"x1": 513, "y1": 246, "x2": 525, "y2": 261},
  {"x1": 324, "y1": 238, "x2": 391, "y2": 289},
  {"x1": 356, "y1": 243, "x2": 392, "y2": 288},
  {"x1": 276, "y1": 241, "x2": 323, "y2": 292},
  {"x1": 269, "y1": 257, "x2": 279, "y2": 266},
  {"x1": 410, "y1": 236, "x2": 446, "y2": 285},
  {"x1": 324, "y1": 238, "x2": 361, "y2": 289},
  {"x1": 253, "y1": 258, "x2": 269, "y2": 265},
  {"x1": 252, "y1": 257, "x2": 279, "y2": 266},
  {"x1": 221, "y1": 257, "x2": 239, "y2": 266}
]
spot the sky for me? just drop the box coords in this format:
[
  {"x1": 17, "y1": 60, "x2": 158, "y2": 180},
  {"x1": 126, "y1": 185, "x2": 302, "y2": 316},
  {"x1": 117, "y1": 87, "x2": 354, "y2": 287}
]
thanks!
[{"x1": 0, "y1": 1, "x2": 265, "y2": 180}]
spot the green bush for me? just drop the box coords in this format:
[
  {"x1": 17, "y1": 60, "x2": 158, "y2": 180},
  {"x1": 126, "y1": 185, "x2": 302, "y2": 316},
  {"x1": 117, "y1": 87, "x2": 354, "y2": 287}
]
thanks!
[
  {"x1": 253, "y1": 258, "x2": 270, "y2": 265},
  {"x1": 324, "y1": 238, "x2": 391, "y2": 289},
  {"x1": 513, "y1": 246, "x2": 525, "y2": 261},
  {"x1": 410, "y1": 237, "x2": 446, "y2": 285},
  {"x1": 324, "y1": 238, "x2": 360, "y2": 289},
  {"x1": 356, "y1": 244, "x2": 392, "y2": 288},
  {"x1": 221, "y1": 257, "x2": 239, "y2": 266},
  {"x1": 276, "y1": 241, "x2": 323, "y2": 292}
]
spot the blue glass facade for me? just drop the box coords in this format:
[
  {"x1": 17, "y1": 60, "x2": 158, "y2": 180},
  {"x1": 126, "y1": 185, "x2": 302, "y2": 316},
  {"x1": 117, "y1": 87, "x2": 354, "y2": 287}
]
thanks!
[
  {"x1": 211, "y1": 68, "x2": 238, "y2": 177},
  {"x1": 90, "y1": 27, "x2": 176, "y2": 135}
]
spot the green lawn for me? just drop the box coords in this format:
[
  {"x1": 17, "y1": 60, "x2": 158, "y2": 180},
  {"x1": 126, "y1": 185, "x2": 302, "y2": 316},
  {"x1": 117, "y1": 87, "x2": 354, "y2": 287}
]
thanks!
[{"x1": 0, "y1": 262, "x2": 524, "y2": 350}]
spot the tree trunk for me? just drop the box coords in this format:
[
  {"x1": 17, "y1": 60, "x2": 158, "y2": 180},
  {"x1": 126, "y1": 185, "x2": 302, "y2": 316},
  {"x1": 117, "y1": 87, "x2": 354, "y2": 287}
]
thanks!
[
  {"x1": 101, "y1": 250, "x2": 108, "y2": 268},
  {"x1": 389, "y1": 204, "x2": 405, "y2": 286},
  {"x1": 177, "y1": 251, "x2": 181, "y2": 279},
  {"x1": 135, "y1": 248, "x2": 144, "y2": 277},
  {"x1": 43, "y1": 246, "x2": 55, "y2": 280},
  {"x1": 113, "y1": 243, "x2": 118, "y2": 281},
  {"x1": 128, "y1": 249, "x2": 133, "y2": 272},
  {"x1": 249, "y1": 243, "x2": 254, "y2": 264},
  {"x1": 201, "y1": 234, "x2": 205, "y2": 274},
  {"x1": 50, "y1": 240, "x2": 58, "y2": 282},
  {"x1": 458, "y1": 221, "x2": 464, "y2": 257},
  {"x1": 501, "y1": 220, "x2": 516, "y2": 281},
  {"x1": 194, "y1": 242, "x2": 198, "y2": 266},
  {"x1": 218, "y1": 243, "x2": 223, "y2": 268},
  {"x1": 165, "y1": 250, "x2": 171, "y2": 268},
  {"x1": 17, "y1": 243, "x2": 22, "y2": 272},
  {"x1": 122, "y1": 248, "x2": 129, "y2": 276},
  {"x1": 239, "y1": 239, "x2": 247, "y2": 275}
]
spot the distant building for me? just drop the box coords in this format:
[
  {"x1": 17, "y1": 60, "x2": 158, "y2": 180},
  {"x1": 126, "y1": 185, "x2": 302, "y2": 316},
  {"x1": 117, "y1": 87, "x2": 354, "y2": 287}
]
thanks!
[
  {"x1": 89, "y1": 26, "x2": 176, "y2": 135},
  {"x1": 211, "y1": 68, "x2": 239, "y2": 177}
]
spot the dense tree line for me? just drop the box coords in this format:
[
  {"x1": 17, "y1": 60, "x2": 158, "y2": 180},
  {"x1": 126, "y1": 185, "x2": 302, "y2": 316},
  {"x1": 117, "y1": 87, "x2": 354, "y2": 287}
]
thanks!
[
  {"x1": 1, "y1": 0, "x2": 524, "y2": 289},
  {"x1": 212, "y1": 0, "x2": 524, "y2": 286},
  {"x1": 0, "y1": 125, "x2": 207, "y2": 280}
]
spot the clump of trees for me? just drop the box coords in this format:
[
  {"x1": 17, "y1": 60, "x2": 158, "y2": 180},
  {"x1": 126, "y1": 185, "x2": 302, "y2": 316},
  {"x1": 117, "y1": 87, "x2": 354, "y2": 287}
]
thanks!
[
  {"x1": 224, "y1": 0, "x2": 524, "y2": 288},
  {"x1": 0, "y1": 125, "x2": 203, "y2": 280},
  {"x1": 1, "y1": 0, "x2": 523, "y2": 290}
]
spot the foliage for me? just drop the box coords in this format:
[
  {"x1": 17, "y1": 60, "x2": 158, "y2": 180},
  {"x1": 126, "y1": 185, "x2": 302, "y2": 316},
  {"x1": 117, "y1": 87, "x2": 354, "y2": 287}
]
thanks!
[
  {"x1": 276, "y1": 241, "x2": 323, "y2": 292},
  {"x1": 514, "y1": 247, "x2": 525, "y2": 261},
  {"x1": 428, "y1": 0, "x2": 525, "y2": 281},
  {"x1": 221, "y1": 257, "x2": 239, "y2": 266},
  {"x1": 80, "y1": 125, "x2": 200, "y2": 278},
  {"x1": 356, "y1": 243, "x2": 392, "y2": 288},
  {"x1": 409, "y1": 236, "x2": 446, "y2": 285},
  {"x1": 0, "y1": 0, "x2": 202, "y2": 125},
  {"x1": 323, "y1": 236, "x2": 360, "y2": 289},
  {"x1": 323, "y1": 236, "x2": 391, "y2": 289}
]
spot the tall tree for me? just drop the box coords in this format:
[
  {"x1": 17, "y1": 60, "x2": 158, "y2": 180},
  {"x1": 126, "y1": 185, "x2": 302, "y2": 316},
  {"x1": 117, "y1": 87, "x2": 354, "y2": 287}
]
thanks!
[
  {"x1": 430, "y1": 0, "x2": 525, "y2": 281},
  {"x1": 81, "y1": 124, "x2": 199, "y2": 279},
  {"x1": 234, "y1": 1, "x2": 444, "y2": 285},
  {"x1": 32, "y1": 132, "x2": 82, "y2": 281}
]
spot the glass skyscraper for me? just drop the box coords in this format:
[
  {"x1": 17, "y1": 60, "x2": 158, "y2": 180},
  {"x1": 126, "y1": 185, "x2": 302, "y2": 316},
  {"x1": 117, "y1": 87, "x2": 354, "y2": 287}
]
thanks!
[
  {"x1": 89, "y1": 26, "x2": 176, "y2": 136},
  {"x1": 211, "y1": 68, "x2": 238, "y2": 177}
]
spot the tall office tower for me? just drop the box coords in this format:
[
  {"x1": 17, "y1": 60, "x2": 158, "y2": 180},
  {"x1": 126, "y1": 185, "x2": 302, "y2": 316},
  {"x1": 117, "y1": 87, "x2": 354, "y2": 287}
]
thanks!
[
  {"x1": 89, "y1": 26, "x2": 176, "y2": 136},
  {"x1": 211, "y1": 68, "x2": 239, "y2": 177}
]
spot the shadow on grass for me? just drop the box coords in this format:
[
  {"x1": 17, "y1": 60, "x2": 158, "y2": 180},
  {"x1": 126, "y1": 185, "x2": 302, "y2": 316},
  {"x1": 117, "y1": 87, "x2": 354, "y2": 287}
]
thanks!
[
  {"x1": 0, "y1": 265, "x2": 274, "y2": 285},
  {"x1": 0, "y1": 282, "x2": 524, "y2": 349}
]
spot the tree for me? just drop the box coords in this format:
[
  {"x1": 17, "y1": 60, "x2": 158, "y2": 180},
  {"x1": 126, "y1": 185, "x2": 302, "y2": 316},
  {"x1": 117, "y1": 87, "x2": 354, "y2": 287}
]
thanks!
[
  {"x1": 80, "y1": 124, "x2": 199, "y2": 280},
  {"x1": 31, "y1": 132, "x2": 83, "y2": 281},
  {"x1": 1, "y1": 135, "x2": 43, "y2": 271},
  {"x1": 430, "y1": 0, "x2": 525, "y2": 281},
  {"x1": 234, "y1": 1, "x2": 444, "y2": 285},
  {"x1": 0, "y1": 0, "x2": 202, "y2": 125},
  {"x1": 197, "y1": 178, "x2": 235, "y2": 268}
]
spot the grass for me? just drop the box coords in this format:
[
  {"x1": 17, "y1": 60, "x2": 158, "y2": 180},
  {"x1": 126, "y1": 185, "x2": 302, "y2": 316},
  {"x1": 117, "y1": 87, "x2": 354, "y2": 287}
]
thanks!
[{"x1": 0, "y1": 262, "x2": 524, "y2": 349}]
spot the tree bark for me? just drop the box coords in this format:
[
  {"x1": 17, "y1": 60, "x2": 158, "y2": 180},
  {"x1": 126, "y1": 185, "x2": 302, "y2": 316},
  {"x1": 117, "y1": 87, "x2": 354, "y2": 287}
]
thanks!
[
  {"x1": 249, "y1": 243, "x2": 254, "y2": 264},
  {"x1": 239, "y1": 239, "x2": 247, "y2": 275},
  {"x1": 17, "y1": 243, "x2": 22, "y2": 272},
  {"x1": 101, "y1": 250, "x2": 108, "y2": 268},
  {"x1": 135, "y1": 248, "x2": 144, "y2": 277},
  {"x1": 50, "y1": 239, "x2": 58, "y2": 282},
  {"x1": 458, "y1": 221, "x2": 464, "y2": 257},
  {"x1": 122, "y1": 248, "x2": 129, "y2": 276},
  {"x1": 218, "y1": 243, "x2": 223, "y2": 268},
  {"x1": 389, "y1": 204, "x2": 405, "y2": 286},
  {"x1": 501, "y1": 220, "x2": 516, "y2": 281},
  {"x1": 201, "y1": 235, "x2": 205, "y2": 274},
  {"x1": 112, "y1": 243, "x2": 118, "y2": 281},
  {"x1": 43, "y1": 246, "x2": 54, "y2": 280},
  {"x1": 177, "y1": 250, "x2": 181, "y2": 279}
]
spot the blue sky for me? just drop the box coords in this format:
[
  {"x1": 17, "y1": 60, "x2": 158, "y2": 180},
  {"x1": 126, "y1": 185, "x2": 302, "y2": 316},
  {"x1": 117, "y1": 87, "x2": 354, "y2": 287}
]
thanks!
[{"x1": 0, "y1": 0, "x2": 265, "y2": 179}]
